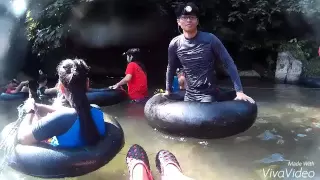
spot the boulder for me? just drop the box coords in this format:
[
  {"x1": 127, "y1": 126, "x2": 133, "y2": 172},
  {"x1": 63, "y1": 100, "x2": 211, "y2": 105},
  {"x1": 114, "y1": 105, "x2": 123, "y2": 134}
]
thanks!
[
  {"x1": 238, "y1": 70, "x2": 261, "y2": 78},
  {"x1": 274, "y1": 51, "x2": 302, "y2": 84},
  {"x1": 287, "y1": 59, "x2": 302, "y2": 84}
]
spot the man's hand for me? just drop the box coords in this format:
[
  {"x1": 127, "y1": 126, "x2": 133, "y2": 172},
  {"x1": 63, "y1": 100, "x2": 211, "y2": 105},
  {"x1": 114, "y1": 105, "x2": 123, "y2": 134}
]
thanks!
[
  {"x1": 162, "y1": 90, "x2": 171, "y2": 96},
  {"x1": 234, "y1": 92, "x2": 255, "y2": 103}
]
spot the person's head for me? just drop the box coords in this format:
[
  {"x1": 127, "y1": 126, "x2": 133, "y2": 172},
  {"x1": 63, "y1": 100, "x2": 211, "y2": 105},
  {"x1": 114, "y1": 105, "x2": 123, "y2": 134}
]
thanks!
[
  {"x1": 8, "y1": 79, "x2": 19, "y2": 87},
  {"x1": 123, "y1": 48, "x2": 147, "y2": 74},
  {"x1": 57, "y1": 59, "x2": 90, "y2": 99},
  {"x1": 176, "y1": 68, "x2": 185, "y2": 77},
  {"x1": 7, "y1": 79, "x2": 19, "y2": 89},
  {"x1": 56, "y1": 58, "x2": 100, "y2": 145},
  {"x1": 176, "y1": 2, "x2": 199, "y2": 33},
  {"x1": 123, "y1": 48, "x2": 141, "y2": 63},
  {"x1": 38, "y1": 70, "x2": 48, "y2": 86}
]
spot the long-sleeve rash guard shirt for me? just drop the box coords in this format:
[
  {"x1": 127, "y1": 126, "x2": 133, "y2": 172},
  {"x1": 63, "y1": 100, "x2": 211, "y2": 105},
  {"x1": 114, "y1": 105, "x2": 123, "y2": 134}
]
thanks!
[{"x1": 165, "y1": 31, "x2": 243, "y2": 101}]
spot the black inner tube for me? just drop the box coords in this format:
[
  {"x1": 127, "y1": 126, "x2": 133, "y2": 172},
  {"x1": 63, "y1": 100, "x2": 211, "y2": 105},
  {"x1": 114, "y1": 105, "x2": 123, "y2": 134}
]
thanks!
[
  {"x1": 87, "y1": 88, "x2": 128, "y2": 106},
  {"x1": 37, "y1": 88, "x2": 128, "y2": 106},
  {"x1": 299, "y1": 77, "x2": 320, "y2": 88},
  {"x1": 144, "y1": 88, "x2": 258, "y2": 139},
  {"x1": 1, "y1": 114, "x2": 124, "y2": 178}
]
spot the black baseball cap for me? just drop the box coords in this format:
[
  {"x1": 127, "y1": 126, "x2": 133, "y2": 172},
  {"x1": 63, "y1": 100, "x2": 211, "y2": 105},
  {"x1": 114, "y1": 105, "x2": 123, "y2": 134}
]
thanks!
[
  {"x1": 176, "y1": 2, "x2": 199, "y2": 18},
  {"x1": 122, "y1": 48, "x2": 141, "y2": 56}
]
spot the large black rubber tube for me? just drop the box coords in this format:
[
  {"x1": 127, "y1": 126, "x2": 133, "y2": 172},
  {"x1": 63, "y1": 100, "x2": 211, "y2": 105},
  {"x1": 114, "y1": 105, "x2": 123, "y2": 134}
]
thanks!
[
  {"x1": 299, "y1": 77, "x2": 320, "y2": 88},
  {"x1": 38, "y1": 88, "x2": 128, "y2": 106},
  {"x1": 144, "y1": 88, "x2": 258, "y2": 139},
  {"x1": 0, "y1": 115, "x2": 124, "y2": 178},
  {"x1": 0, "y1": 92, "x2": 28, "y2": 101},
  {"x1": 87, "y1": 88, "x2": 128, "y2": 106}
]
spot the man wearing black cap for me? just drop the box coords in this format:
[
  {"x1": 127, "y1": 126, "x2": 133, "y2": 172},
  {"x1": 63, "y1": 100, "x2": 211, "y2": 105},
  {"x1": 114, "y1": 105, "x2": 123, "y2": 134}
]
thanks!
[
  {"x1": 164, "y1": 2, "x2": 254, "y2": 103},
  {"x1": 110, "y1": 48, "x2": 148, "y2": 101}
]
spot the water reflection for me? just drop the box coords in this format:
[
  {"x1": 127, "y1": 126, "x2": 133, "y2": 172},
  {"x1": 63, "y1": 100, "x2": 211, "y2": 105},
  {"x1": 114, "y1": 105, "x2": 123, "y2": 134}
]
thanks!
[{"x1": 0, "y1": 84, "x2": 319, "y2": 180}]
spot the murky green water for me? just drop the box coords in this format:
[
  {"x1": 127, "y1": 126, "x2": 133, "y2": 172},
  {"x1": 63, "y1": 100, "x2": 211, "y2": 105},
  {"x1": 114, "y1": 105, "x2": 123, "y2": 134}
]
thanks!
[{"x1": 0, "y1": 82, "x2": 319, "y2": 180}]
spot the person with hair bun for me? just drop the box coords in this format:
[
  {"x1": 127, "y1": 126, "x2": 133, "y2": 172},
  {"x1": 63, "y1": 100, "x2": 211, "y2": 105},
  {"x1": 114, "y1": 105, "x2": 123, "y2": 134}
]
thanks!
[{"x1": 17, "y1": 59, "x2": 105, "y2": 147}]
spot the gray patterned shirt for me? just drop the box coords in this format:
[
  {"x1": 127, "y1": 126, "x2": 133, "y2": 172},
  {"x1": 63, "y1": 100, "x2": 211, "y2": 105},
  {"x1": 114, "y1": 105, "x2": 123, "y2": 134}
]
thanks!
[{"x1": 165, "y1": 31, "x2": 243, "y2": 101}]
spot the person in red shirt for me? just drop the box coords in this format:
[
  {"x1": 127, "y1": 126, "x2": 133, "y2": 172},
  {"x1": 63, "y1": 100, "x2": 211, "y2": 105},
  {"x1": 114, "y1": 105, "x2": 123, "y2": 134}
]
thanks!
[
  {"x1": 110, "y1": 48, "x2": 148, "y2": 102},
  {"x1": 5, "y1": 79, "x2": 29, "y2": 94}
]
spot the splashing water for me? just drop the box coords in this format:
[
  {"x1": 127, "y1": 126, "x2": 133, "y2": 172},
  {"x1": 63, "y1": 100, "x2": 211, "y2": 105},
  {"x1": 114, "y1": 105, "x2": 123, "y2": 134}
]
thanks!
[{"x1": 0, "y1": 103, "x2": 27, "y2": 173}]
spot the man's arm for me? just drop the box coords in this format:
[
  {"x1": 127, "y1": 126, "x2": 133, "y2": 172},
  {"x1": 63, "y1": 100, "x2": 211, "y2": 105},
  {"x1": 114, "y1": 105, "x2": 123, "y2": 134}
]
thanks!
[
  {"x1": 211, "y1": 35, "x2": 243, "y2": 92},
  {"x1": 165, "y1": 40, "x2": 179, "y2": 92}
]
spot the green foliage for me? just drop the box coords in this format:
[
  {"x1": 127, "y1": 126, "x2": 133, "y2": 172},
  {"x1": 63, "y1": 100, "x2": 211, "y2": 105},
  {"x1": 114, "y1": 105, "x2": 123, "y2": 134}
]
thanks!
[
  {"x1": 26, "y1": 0, "x2": 81, "y2": 57},
  {"x1": 303, "y1": 57, "x2": 320, "y2": 77},
  {"x1": 278, "y1": 38, "x2": 318, "y2": 61},
  {"x1": 278, "y1": 38, "x2": 308, "y2": 61},
  {"x1": 26, "y1": 0, "x2": 320, "y2": 61}
]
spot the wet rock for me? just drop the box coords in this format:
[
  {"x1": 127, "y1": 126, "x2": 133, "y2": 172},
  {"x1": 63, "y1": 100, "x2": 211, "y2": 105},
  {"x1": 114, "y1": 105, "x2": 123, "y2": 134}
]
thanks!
[
  {"x1": 275, "y1": 52, "x2": 290, "y2": 83},
  {"x1": 287, "y1": 59, "x2": 302, "y2": 84},
  {"x1": 238, "y1": 70, "x2": 261, "y2": 77},
  {"x1": 275, "y1": 51, "x2": 302, "y2": 84}
]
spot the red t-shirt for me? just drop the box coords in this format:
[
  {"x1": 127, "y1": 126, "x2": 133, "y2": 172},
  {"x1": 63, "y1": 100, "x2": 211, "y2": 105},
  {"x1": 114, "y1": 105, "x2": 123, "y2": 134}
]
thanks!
[
  {"x1": 5, "y1": 85, "x2": 16, "y2": 94},
  {"x1": 125, "y1": 62, "x2": 148, "y2": 100}
]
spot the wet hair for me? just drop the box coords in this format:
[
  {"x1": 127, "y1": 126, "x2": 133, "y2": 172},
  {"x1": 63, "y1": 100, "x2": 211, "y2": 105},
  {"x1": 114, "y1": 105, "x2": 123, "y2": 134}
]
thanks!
[
  {"x1": 56, "y1": 59, "x2": 100, "y2": 146},
  {"x1": 176, "y1": 2, "x2": 200, "y2": 18},
  {"x1": 124, "y1": 48, "x2": 147, "y2": 75},
  {"x1": 10, "y1": 79, "x2": 19, "y2": 84}
]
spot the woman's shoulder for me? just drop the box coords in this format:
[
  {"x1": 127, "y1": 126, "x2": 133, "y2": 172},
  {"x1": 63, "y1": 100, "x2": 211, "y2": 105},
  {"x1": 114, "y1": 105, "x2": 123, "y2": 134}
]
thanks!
[{"x1": 128, "y1": 62, "x2": 137, "y2": 66}]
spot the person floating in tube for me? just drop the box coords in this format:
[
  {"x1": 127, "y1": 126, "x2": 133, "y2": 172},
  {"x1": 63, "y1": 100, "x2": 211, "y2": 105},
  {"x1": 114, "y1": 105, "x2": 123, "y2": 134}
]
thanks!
[
  {"x1": 5, "y1": 79, "x2": 30, "y2": 94},
  {"x1": 110, "y1": 48, "x2": 148, "y2": 102},
  {"x1": 164, "y1": 2, "x2": 254, "y2": 103},
  {"x1": 18, "y1": 59, "x2": 105, "y2": 147}
]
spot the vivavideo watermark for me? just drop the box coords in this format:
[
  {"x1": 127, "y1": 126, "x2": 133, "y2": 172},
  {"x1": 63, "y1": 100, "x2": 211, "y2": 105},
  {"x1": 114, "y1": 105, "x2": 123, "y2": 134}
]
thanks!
[{"x1": 263, "y1": 161, "x2": 316, "y2": 179}]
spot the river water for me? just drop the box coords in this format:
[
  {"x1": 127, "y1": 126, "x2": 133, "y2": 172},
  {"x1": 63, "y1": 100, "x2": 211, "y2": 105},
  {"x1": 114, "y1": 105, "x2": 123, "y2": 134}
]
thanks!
[{"x1": 0, "y1": 80, "x2": 319, "y2": 180}]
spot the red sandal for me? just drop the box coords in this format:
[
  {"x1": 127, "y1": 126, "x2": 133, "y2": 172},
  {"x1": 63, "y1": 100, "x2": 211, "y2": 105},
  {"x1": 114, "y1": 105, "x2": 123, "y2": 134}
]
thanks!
[
  {"x1": 126, "y1": 144, "x2": 154, "y2": 180},
  {"x1": 155, "y1": 150, "x2": 182, "y2": 176}
]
